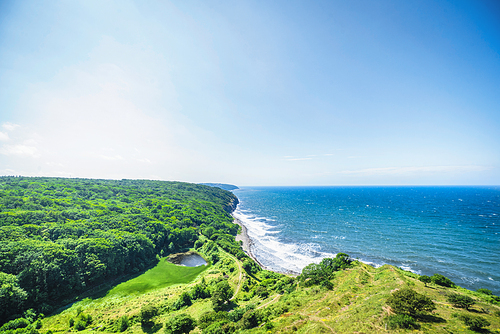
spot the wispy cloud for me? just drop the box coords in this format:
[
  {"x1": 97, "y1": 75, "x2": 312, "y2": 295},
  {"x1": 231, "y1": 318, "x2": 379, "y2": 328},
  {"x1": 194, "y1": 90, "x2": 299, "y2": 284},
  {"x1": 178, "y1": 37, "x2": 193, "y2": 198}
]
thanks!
[
  {"x1": 0, "y1": 132, "x2": 9, "y2": 141},
  {"x1": 284, "y1": 157, "x2": 313, "y2": 161},
  {"x1": 0, "y1": 144, "x2": 39, "y2": 157},
  {"x1": 2, "y1": 122, "x2": 20, "y2": 131},
  {"x1": 283, "y1": 153, "x2": 334, "y2": 161},
  {"x1": 338, "y1": 166, "x2": 492, "y2": 175}
]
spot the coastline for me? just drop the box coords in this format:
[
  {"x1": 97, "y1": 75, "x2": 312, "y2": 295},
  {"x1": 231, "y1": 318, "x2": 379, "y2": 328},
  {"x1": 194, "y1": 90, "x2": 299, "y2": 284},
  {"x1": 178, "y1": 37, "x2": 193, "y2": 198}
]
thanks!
[
  {"x1": 233, "y1": 214, "x2": 298, "y2": 276},
  {"x1": 233, "y1": 215, "x2": 265, "y2": 268}
]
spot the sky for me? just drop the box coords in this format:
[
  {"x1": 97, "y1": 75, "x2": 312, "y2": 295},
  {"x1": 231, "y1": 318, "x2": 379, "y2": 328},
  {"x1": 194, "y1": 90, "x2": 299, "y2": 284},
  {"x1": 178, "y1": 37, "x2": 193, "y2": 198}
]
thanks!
[{"x1": 0, "y1": 0, "x2": 499, "y2": 186}]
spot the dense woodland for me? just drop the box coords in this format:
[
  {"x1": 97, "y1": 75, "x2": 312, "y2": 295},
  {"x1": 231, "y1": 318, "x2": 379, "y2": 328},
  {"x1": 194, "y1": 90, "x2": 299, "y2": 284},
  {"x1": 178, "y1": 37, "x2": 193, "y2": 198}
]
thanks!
[{"x1": 0, "y1": 177, "x2": 239, "y2": 323}]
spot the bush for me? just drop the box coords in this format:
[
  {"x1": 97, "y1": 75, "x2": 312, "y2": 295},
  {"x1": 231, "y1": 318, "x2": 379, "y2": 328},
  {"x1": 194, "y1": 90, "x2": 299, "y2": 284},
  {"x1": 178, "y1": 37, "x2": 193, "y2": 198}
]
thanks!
[
  {"x1": 418, "y1": 275, "x2": 431, "y2": 286},
  {"x1": 320, "y1": 279, "x2": 334, "y2": 290},
  {"x1": 197, "y1": 311, "x2": 228, "y2": 330},
  {"x1": 194, "y1": 239, "x2": 204, "y2": 249},
  {"x1": 386, "y1": 288, "x2": 436, "y2": 316},
  {"x1": 74, "y1": 319, "x2": 86, "y2": 331},
  {"x1": 173, "y1": 292, "x2": 192, "y2": 310},
  {"x1": 164, "y1": 314, "x2": 195, "y2": 334},
  {"x1": 190, "y1": 283, "x2": 210, "y2": 300},
  {"x1": 457, "y1": 313, "x2": 490, "y2": 331},
  {"x1": 386, "y1": 314, "x2": 419, "y2": 329},
  {"x1": 228, "y1": 304, "x2": 255, "y2": 322},
  {"x1": 254, "y1": 286, "x2": 269, "y2": 298},
  {"x1": 239, "y1": 310, "x2": 261, "y2": 329},
  {"x1": 431, "y1": 273, "x2": 454, "y2": 287},
  {"x1": 72, "y1": 313, "x2": 92, "y2": 331},
  {"x1": 117, "y1": 315, "x2": 129, "y2": 332},
  {"x1": 203, "y1": 320, "x2": 230, "y2": 334},
  {"x1": 446, "y1": 293, "x2": 475, "y2": 310},
  {"x1": 0, "y1": 318, "x2": 30, "y2": 331},
  {"x1": 477, "y1": 288, "x2": 493, "y2": 295},
  {"x1": 140, "y1": 304, "x2": 158, "y2": 325}
]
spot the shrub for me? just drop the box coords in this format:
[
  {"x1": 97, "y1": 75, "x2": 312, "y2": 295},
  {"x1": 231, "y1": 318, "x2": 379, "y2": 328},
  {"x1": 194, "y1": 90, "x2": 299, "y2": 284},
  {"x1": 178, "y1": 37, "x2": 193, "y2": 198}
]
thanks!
[
  {"x1": 446, "y1": 293, "x2": 475, "y2": 310},
  {"x1": 117, "y1": 315, "x2": 129, "y2": 332},
  {"x1": 194, "y1": 239, "x2": 204, "y2": 249},
  {"x1": 173, "y1": 292, "x2": 192, "y2": 310},
  {"x1": 140, "y1": 304, "x2": 158, "y2": 325},
  {"x1": 418, "y1": 275, "x2": 431, "y2": 286},
  {"x1": 74, "y1": 319, "x2": 86, "y2": 331},
  {"x1": 239, "y1": 310, "x2": 261, "y2": 329},
  {"x1": 457, "y1": 313, "x2": 490, "y2": 331},
  {"x1": 190, "y1": 283, "x2": 210, "y2": 300},
  {"x1": 386, "y1": 314, "x2": 419, "y2": 329},
  {"x1": 254, "y1": 286, "x2": 269, "y2": 298},
  {"x1": 477, "y1": 288, "x2": 493, "y2": 295},
  {"x1": 431, "y1": 273, "x2": 454, "y2": 287},
  {"x1": 164, "y1": 314, "x2": 195, "y2": 334},
  {"x1": 0, "y1": 318, "x2": 30, "y2": 331},
  {"x1": 386, "y1": 288, "x2": 436, "y2": 316},
  {"x1": 197, "y1": 311, "x2": 228, "y2": 330},
  {"x1": 228, "y1": 304, "x2": 255, "y2": 322},
  {"x1": 203, "y1": 320, "x2": 230, "y2": 334},
  {"x1": 320, "y1": 279, "x2": 334, "y2": 290}
]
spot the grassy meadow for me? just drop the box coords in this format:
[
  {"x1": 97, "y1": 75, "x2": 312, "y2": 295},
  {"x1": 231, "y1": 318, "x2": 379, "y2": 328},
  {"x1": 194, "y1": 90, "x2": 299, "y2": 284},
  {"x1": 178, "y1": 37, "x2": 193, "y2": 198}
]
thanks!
[
  {"x1": 108, "y1": 258, "x2": 209, "y2": 296},
  {"x1": 39, "y1": 245, "x2": 500, "y2": 334}
]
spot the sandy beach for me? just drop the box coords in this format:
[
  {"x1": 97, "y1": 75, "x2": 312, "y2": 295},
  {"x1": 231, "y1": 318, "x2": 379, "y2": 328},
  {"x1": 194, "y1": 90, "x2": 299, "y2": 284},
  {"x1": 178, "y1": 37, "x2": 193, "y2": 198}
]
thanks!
[{"x1": 233, "y1": 215, "x2": 266, "y2": 269}]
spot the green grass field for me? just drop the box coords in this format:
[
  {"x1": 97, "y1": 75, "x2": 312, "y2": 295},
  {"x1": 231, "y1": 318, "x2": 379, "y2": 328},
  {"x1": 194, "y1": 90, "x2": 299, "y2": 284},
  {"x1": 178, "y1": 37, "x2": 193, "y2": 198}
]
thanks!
[{"x1": 107, "y1": 258, "x2": 209, "y2": 295}]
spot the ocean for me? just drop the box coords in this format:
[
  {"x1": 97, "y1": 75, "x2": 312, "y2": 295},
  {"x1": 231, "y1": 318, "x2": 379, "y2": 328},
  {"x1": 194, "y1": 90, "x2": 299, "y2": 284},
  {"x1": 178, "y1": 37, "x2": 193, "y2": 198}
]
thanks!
[{"x1": 232, "y1": 186, "x2": 500, "y2": 295}]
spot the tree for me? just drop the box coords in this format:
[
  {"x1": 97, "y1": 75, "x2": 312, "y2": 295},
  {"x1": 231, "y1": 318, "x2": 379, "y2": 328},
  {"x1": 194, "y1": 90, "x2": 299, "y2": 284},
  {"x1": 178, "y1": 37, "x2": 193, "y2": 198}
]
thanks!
[
  {"x1": 164, "y1": 314, "x2": 195, "y2": 334},
  {"x1": 419, "y1": 275, "x2": 431, "y2": 287},
  {"x1": 0, "y1": 272, "x2": 28, "y2": 321},
  {"x1": 446, "y1": 293, "x2": 475, "y2": 310},
  {"x1": 431, "y1": 273, "x2": 454, "y2": 287},
  {"x1": 211, "y1": 280, "x2": 233, "y2": 311},
  {"x1": 386, "y1": 288, "x2": 436, "y2": 316}
]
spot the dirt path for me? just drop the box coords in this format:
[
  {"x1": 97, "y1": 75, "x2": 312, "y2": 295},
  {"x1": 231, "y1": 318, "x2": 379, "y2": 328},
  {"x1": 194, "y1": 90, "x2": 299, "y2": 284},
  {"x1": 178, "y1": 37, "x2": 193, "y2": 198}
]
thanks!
[
  {"x1": 227, "y1": 252, "x2": 244, "y2": 301},
  {"x1": 257, "y1": 294, "x2": 282, "y2": 309}
]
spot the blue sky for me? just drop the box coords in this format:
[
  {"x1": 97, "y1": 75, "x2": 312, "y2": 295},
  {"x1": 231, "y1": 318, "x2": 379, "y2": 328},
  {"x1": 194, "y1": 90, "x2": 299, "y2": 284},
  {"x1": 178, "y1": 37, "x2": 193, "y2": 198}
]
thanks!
[{"x1": 0, "y1": 0, "x2": 499, "y2": 185}]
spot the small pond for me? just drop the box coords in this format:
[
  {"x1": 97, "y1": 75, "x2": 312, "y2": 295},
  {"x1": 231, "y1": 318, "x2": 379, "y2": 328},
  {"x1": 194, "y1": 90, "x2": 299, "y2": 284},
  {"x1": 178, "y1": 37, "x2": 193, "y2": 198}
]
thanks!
[{"x1": 180, "y1": 253, "x2": 207, "y2": 267}]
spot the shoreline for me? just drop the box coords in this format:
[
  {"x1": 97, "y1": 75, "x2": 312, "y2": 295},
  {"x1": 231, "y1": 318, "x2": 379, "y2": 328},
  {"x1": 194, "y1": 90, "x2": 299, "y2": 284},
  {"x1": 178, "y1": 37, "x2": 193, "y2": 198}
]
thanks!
[
  {"x1": 233, "y1": 215, "x2": 265, "y2": 268},
  {"x1": 233, "y1": 214, "x2": 298, "y2": 276}
]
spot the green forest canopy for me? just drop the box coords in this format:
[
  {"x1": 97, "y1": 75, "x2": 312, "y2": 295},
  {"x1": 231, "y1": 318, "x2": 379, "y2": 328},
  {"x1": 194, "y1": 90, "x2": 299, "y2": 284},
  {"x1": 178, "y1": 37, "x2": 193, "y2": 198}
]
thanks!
[{"x1": 0, "y1": 176, "x2": 239, "y2": 323}]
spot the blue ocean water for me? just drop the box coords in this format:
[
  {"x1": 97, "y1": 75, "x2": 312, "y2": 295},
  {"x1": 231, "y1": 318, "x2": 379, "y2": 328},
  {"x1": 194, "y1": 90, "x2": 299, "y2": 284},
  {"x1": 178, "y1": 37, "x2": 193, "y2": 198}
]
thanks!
[{"x1": 233, "y1": 186, "x2": 500, "y2": 295}]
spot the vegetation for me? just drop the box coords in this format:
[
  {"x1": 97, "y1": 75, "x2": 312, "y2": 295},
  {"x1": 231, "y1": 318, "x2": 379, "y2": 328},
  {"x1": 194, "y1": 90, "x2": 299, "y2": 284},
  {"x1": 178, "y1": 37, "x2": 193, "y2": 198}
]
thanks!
[
  {"x1": 1, "y1": 176, "x2": 499, "y2": 333},
  {"x1": 455, "y1": 313, "x2": 491, "y2": 331},
  {"x1": 386, "y1": 287, "x2": 436, "y2": 316},
  {"x1": 0, "y1": 177, "x2": 238, "y2": 323},
  {"x1": 446, "y1": 292, "x2": 475, "y2": 310}
]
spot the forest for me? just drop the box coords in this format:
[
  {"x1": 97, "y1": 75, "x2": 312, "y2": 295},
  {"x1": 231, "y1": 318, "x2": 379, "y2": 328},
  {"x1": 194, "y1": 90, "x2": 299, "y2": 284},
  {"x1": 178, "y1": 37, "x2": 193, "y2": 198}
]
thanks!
[{"x1": 0, "y1": 176, "x2": 239, "y2": 323}]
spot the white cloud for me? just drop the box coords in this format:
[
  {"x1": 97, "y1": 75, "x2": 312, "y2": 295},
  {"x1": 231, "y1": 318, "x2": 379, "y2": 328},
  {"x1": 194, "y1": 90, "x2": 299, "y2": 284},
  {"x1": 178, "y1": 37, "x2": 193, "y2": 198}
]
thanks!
[
  {"x1": 0, "y1": 144, "x2": 39, "y2": 157},
  {"x1": 2, "y1": 122, "x2": 20, "y2": 131},
  {"x1": 0, "y1": 132, "x2": 9, "y2": 141}
]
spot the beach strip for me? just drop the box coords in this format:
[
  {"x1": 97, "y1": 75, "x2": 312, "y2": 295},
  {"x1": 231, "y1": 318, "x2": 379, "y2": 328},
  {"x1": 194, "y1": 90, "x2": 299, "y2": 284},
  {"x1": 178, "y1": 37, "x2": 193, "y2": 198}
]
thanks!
[{"x1": 233, "y1": 215, "x2": 266, "y2": 269}]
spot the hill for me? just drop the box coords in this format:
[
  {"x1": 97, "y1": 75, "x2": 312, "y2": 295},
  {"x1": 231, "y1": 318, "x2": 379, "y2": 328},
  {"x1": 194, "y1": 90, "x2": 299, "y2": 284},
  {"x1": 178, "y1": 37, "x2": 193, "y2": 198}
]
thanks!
[
  {"x1": 1, "y1": 177, "x2": 499, "y2": 333},
  {"x1": 199, "y1": 183, "x2": 239, "y2": 191}
]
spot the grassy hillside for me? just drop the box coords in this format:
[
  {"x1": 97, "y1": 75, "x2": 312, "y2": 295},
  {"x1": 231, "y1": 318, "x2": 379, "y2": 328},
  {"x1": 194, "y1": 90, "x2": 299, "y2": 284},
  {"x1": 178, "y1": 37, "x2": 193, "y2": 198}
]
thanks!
[{"x1": 36, "y1": 244, "x2": 500, "y2": 334}]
